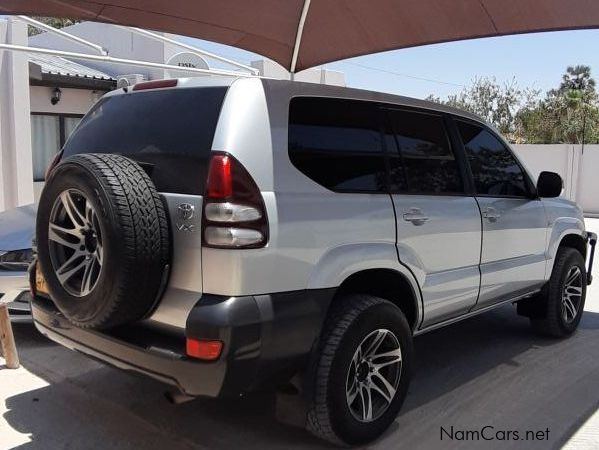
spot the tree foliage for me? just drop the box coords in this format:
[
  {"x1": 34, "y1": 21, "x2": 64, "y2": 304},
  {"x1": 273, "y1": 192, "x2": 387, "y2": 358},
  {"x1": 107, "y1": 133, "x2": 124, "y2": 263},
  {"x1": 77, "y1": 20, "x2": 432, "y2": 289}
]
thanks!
[
  {"x1": 427, "y1": 65, "x2": 599, "y2": 144},
  {"x1": 27, "y1": 17, "x2": 80, "y2": 36}
]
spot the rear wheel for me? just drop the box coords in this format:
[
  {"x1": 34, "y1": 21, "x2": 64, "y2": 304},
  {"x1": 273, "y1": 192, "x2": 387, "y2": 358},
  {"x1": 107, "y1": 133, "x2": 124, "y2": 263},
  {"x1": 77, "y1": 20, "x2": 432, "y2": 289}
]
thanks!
[
  {"x1": 530, "y1": 247, "x2": 586, "y2": 337},
  {"x1": 306, "y1": 295, "x2": 413, "y2": 445}
]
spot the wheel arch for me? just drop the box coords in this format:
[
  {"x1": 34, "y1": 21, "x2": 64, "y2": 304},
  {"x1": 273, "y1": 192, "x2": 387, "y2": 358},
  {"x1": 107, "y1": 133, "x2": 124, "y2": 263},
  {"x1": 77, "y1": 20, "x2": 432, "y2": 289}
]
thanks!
[
  {"x1": 306, "y1": 243, "x2": 423, "y2": 331},
  {"x1": 558, "y1": 233, "x2": 587, "y2": 259},
  {"x1": 545, "y1": 217, "x2": 586, "y2": 280},
  {"x1": 329, "y1": 268, "x2": 421, "y2": 332}
]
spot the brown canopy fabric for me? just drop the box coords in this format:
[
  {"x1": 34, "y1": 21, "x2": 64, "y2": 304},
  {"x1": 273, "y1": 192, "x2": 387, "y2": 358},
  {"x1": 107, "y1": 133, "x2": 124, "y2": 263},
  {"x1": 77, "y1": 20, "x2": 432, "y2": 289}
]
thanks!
[{"x1": 2, "y1": 0, "x2": 599, "y2": 72}]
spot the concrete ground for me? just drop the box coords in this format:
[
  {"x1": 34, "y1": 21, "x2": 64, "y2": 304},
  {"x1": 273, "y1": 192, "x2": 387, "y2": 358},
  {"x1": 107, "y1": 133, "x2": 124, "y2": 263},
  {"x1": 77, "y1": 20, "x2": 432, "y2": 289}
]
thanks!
[{"x1": 2, "y1": 220, "x2": 599, "y2": 450}]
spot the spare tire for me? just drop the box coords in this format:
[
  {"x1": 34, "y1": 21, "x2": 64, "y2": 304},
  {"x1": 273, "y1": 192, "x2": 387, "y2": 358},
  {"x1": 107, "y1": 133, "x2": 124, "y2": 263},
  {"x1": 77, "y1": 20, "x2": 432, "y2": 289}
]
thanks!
[{"x1": 36, "y1": 153, "x2": 170, "y2": 329}]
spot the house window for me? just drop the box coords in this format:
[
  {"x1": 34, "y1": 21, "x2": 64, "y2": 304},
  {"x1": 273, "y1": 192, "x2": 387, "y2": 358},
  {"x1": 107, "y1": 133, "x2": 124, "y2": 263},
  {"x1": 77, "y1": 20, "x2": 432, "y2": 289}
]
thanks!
[{"x1": 31, "y1": 113, "x2": 83, "y2": 181}]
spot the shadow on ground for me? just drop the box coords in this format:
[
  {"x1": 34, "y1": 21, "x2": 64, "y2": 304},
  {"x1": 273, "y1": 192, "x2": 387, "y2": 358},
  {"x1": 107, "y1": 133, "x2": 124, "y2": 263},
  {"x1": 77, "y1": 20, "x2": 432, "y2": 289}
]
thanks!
[{"x1": 4, "y1": 305, "x2": 599, "y2": 450}]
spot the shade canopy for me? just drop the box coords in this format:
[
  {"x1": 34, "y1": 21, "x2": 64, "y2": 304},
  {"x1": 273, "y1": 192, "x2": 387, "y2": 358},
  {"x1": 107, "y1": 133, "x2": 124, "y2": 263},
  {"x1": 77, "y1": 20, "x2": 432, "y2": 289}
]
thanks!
[{"x1": 2, "y1": 0, "x2": 599, "y2": 72}]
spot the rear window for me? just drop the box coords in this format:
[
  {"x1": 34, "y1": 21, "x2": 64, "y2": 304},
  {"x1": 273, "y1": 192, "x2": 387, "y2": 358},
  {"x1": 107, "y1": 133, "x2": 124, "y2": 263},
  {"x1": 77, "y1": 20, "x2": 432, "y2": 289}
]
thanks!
[{"x1": 63, "y1": 87, "x2": 228, "y2": 195}]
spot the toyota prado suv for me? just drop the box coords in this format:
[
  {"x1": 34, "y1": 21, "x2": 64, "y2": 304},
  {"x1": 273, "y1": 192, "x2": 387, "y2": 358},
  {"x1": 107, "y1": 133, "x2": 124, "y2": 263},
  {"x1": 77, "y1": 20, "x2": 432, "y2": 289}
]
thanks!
[{"x1": 30, "y1": 77, "x2": 596, "y2": 446}]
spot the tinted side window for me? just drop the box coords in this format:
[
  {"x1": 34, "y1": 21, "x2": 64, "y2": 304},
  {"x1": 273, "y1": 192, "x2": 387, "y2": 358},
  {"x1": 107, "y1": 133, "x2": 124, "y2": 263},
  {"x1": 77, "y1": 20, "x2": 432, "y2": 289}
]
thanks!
[
  {"x1": 288, "y1": 97, "x2": 386, "y2": 192},
  {"x1": 387, "y1": 110, "x2": 463, "y2": 194},
  {"x1": 456, "y1": 121, "x2": 528, "y2": 197}
]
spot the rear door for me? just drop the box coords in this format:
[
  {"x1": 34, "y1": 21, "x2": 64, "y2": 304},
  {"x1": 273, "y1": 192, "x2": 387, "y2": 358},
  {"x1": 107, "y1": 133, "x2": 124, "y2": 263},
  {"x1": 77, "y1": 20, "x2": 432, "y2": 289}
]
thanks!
[
  {"x1": 453, "y1": 119, "x2": 548, "y2": 309},
  {"x1": 384, "y1": 108, "x2": 482, "y2": 327}
]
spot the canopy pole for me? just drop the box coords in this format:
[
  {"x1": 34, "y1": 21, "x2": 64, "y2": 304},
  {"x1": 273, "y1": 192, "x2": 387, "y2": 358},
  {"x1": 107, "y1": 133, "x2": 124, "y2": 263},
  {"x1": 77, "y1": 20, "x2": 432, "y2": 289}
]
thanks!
[
  {"x1": 18, "y1": 15, "x2": 107, "y2": 55},
  {"x1": 0, "y1": 43, "x2": 256, "y2": 78},
  {"x1": 121, "y1": 26, "x2": 259, "y2": 74},
  {"x1": 290, "y1": 0, "x2": 311, "y2": 74}
]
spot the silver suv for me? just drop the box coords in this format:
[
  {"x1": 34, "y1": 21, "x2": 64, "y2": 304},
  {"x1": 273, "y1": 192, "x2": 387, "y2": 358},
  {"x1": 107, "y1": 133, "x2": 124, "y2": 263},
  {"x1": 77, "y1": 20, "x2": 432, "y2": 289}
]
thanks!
[{"x1": 30, "y1": 77, "x2": 596, "y2": 446}]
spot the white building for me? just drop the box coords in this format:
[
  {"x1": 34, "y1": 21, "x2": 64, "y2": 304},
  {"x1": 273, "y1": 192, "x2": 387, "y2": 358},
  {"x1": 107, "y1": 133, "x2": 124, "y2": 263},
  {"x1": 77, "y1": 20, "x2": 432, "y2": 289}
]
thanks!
[{"x1": 0, "y1": 17, "x2": 345, "y2": 212}]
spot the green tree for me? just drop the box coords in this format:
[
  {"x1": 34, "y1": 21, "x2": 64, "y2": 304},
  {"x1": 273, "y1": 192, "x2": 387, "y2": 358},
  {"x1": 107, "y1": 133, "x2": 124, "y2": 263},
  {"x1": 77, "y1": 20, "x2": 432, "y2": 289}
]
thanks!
[
  {"x1": 428, "y1": 66, "x2": 599, "y2": 144},
  {"x1": 28, "y1": 17, "x2": 80, "y2": 36},
  {"x1": 517, "y1": 65, "x2": 599, "y2": 144},
  {"x1": 426, "y1": 77, "x2": 539, "y2": 140}
]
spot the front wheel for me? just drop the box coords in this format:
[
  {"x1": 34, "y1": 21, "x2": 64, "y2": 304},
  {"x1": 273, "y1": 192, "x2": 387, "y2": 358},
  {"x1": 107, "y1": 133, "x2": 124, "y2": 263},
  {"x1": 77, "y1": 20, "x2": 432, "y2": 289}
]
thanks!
[
  {"x1": 531, "y1": 247, "x2": 587, "y2": 337},
  {"x1": 306, "y1": 295, "x2": 413, "y2": 446}
]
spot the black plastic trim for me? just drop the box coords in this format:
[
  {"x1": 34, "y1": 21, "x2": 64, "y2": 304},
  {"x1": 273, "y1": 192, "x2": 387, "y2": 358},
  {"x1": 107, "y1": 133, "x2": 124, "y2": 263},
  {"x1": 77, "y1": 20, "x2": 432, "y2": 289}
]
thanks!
[
  {"x1": 185, "y1": 289, "x2": 336, "y2": 394},
  {"x1": 587, "y1": 232, "x2": 596, "y2": 285},
  {"x1": 31, "y1": 288, "x2": 336, "y2": 397}
]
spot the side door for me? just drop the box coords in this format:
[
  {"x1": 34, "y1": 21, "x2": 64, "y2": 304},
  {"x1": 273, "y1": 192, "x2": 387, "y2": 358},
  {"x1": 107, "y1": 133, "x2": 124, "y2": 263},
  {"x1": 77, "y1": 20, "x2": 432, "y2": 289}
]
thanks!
[
  {"x1": 384, "y1": 108, "x2": 482, "y2": 328},
  {"x1": 453, "y1": 119, "x2": 548, "y2": 309}
]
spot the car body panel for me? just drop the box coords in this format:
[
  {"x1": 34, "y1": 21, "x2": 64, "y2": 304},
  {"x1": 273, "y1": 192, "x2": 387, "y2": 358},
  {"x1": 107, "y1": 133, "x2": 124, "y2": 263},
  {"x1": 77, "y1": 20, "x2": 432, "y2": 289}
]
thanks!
[
  {"x1": 542, "y1": 197, "x2": 587, "y2": 278},
  {"x1": 475, "y1": 197, "x2": 549, "y2": 308},
  {"x1": 391, "y1": 195, "x2": 482, "y2": 327},
  {"x1": 146, "y1": 193, "x2": 204, "y2": 331}
]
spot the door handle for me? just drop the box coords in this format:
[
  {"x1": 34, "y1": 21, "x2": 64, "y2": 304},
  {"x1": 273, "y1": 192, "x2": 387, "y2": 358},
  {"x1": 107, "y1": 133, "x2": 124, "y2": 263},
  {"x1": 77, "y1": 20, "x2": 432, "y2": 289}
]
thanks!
[
  {"x1": 402, "y1": 208, "x2": 429, "y2": 226},
  {"x1": 482, "y1": 207, "x2": 501, "y2": 222}
]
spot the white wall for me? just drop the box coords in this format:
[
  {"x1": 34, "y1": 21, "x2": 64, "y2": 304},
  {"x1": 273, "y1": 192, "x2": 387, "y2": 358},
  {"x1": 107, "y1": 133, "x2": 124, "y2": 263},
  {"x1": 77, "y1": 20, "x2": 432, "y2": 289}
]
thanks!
[
  {"x1": 30, "y1": 86, "x2": 100, "y2": 114},
  {"x1": 577, "y1": 146, "x2": 599, "y2": 216},
  {"x1": 513, "y1": 144, "x2": 599, "y2": 216},
  {"x1": 0, "y1": 18, "x2": 34, "y2": 212}
]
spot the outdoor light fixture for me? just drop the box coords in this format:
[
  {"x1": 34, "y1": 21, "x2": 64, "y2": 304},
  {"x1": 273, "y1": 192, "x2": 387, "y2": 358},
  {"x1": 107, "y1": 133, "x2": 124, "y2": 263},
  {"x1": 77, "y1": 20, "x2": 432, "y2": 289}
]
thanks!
[{"x1": 50, "y1": 87, "x2": 61, "y2": 105}]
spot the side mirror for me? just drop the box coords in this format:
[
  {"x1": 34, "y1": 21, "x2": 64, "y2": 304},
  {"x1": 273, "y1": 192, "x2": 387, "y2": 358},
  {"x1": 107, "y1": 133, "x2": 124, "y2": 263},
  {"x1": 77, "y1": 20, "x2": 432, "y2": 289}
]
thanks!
[{"x1": 537, "y1": 171, "x2": 562, "y2": 198}]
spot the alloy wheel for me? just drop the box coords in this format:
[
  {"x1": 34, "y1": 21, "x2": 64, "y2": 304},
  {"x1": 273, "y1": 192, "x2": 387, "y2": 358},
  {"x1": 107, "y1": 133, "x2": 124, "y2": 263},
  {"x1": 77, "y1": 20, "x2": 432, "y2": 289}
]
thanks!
[
  {"x1": 48, "y1": 189, "x2": 104, "y2": 297},
  {"x1": 562, "y1": 266, "x2": 583, "y2": 323},
  {"x1": 345, "y1": 329, "x2": 402, "y2": 422}
]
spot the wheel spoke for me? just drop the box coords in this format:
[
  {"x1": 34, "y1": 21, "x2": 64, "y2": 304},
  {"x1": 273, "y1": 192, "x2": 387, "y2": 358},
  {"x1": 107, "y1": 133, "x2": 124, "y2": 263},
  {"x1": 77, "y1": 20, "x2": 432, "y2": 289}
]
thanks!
[
  {"x1": 563, "y1": 297, "x2": 577, "y2": 320},
  {"x1": 352, "y1": 343, "x2": 362, "y2": 367},
  {"x1": 370, "y1": 371, "x2": 397, "y2": 404},
  {"x1": 85, "y1": 200, "x2": 95, "y2": 227},
  {"x1": 56, "y1": 251, "x2": 86, "y2": 284},
  {"x1": 359, "y1": 385, "x2": 373, "y2": 421},
  {"x1": 566, "y1": 267, "x2": 581, "y2": 286},
  {"x1": 95, "y1": 243, "x2": 103, "y2": 265},
  {"x1": 565, "y1": 285, "x2": 582, "y2": 296},
  {"x1": 80, "y1": 258, "x2": 95, "y2": 296},
  {"x1": 371, "y1": 348, "x2": 402, "y2": 370},
  {"x1": 60, "y1": 191, "x2": 86, "y2": 228},
  {"x1": 48, "y1": 223, "x2": 81, "y2": 250},
  {"x1": 369, "y1": 379, "x2": 393, "y2": 404},
  {"x1": 363, "y1": 330, "x2": 387, "y2": 358}
]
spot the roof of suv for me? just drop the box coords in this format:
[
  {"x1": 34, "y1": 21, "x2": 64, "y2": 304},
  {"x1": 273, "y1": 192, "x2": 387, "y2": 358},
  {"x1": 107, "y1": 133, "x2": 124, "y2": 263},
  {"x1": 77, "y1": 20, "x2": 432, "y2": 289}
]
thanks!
[{"x1": 108, "y1": 75, "x2": 489, "y2": 128}]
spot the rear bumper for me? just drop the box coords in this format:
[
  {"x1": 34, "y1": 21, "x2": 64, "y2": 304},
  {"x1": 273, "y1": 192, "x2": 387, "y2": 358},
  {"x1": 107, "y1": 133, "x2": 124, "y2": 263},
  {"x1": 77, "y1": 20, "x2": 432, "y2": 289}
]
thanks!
[
  {"x1": 587, "y1": 231, "x2": 597, "y2": 285},
  {"x1": 31, "y1": 288, "x2": 334, "y2": 397}
]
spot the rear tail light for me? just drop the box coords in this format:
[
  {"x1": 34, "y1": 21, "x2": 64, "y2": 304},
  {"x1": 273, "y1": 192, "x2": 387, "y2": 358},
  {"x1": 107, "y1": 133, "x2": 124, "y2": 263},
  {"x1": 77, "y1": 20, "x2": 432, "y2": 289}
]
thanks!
[
  {"x1": 45, "y1": 149, "x2": 64, "y2": 179},
  {"x1": 203, "y1": 153, "x2": 268, "y2": 249}
]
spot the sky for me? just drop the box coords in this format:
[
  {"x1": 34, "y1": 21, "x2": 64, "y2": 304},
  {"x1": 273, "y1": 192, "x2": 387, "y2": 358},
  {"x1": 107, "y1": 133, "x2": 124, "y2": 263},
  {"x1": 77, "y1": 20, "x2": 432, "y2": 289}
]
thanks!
[{"x1": 180, "y1": 29, "x2": 599, "y2": 100}]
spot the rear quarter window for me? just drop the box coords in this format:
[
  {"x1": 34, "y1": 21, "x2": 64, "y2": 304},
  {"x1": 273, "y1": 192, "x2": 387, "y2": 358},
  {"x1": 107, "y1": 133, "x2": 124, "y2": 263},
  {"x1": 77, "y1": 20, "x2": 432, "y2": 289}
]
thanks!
[
  {"x1": 288, "y1": 97, "x2": 386, "y2": 193},
  {"x1": 63, "y1": 87, "x2": 228, "y2": 195}
]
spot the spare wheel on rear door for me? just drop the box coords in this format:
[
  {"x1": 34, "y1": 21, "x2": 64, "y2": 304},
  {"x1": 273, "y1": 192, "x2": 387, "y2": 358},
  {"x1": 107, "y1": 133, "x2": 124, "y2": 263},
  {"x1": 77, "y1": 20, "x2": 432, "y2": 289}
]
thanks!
[{"x1": 36, "y1": 153, "x2": 170, "y2": 329}]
